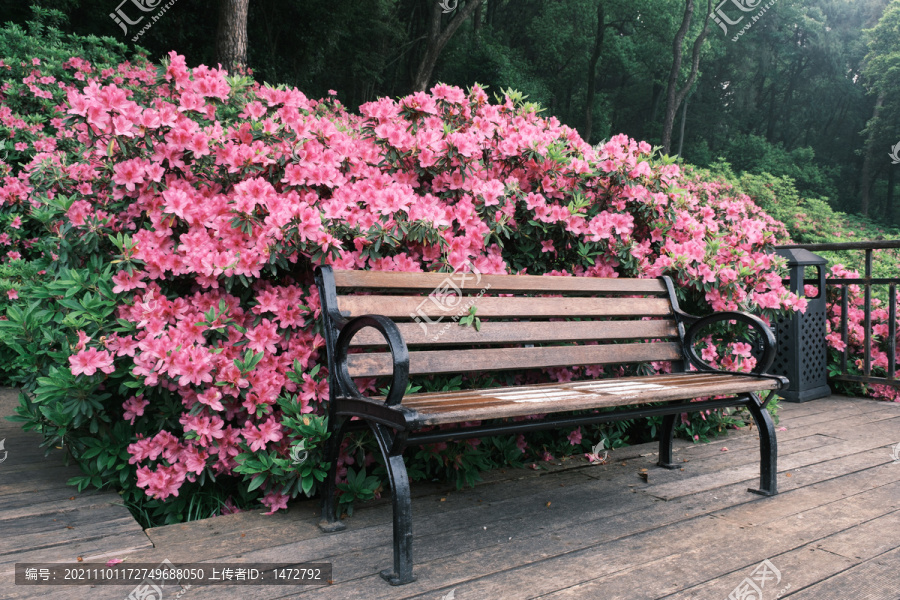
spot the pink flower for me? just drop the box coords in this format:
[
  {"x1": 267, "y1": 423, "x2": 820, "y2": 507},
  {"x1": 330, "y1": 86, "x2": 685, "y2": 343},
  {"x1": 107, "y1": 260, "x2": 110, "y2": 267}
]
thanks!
[
  {"x1": 6, "y1": 289, "x2": 17, "y2": 300},
  {"x1": 122, "y1": 395, "x2": 149, "y2": 424},
  {"x1": 567, "y1": 427, "x2": 582, "y2": 445},
  {"x1": 112, "y1": 269, "x2": 147, "y2": 293},
  {"x1": 731, "y1": 342, "x2": 753, "y2": 359},
  {"x1": 242, "y1": 416, "x2": 283, "y2": 452},
  {"x1": 136, "y1": 464, "x2": 186, "y2": 500},
  {"x1": 74, "y1": 330, "x2": 91, "y2": 351},
  {"x1": 69, "y1": 348, "x2": 115, "y2": 376},
  {"x1": 261, "y1": 491, "x2": 290, "y2": 514}
]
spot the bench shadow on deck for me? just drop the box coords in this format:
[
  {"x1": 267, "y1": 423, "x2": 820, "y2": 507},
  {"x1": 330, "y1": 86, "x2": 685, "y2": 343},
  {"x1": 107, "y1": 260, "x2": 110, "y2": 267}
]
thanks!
[{"x1": 2, "y1": 392, "x2": 899, "y2": 599}]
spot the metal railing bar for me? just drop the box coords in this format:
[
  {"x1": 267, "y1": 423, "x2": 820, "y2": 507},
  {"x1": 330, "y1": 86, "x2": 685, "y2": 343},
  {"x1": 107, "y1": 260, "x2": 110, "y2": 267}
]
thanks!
[
  {"x1": 890, "y1": 284, "x2": 897, "y2": 382},
  {"x1": 774, "y1": 240, "x2": 900, "y2": 251},
  {"x1": 841, "y1": 285, "x2": 849, "y2": 375},
  {"x1": 864, "y1": 250, "x2": 872, "y2": 377},
  {"x1": 825, "y1": 278, "x2": 900, "y2": 285}
]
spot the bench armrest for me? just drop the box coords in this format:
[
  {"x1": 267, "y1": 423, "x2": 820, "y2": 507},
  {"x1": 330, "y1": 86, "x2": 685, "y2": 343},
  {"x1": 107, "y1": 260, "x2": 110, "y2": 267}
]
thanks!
[
  {"x1": 334, "y1": 315, "x2": 410, "y2": 407},
  {"x1": 683, "y1": 311, "x2": 777, "y2": 376}
]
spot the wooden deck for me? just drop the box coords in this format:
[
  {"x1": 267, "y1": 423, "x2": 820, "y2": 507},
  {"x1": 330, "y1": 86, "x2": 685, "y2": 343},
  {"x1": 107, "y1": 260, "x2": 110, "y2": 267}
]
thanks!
[
  {"x1": 0, "y1": 387, "x2": 152, "y2": 598},
  {"x1": 2, "y1": 390, "x2": 899, "y2": 599}
]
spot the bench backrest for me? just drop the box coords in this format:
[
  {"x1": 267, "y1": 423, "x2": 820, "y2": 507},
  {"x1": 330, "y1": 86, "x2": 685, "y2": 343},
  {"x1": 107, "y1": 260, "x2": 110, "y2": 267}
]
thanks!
[{"x1": 316, "y1": 267, "x2": 687, "y2": 379}]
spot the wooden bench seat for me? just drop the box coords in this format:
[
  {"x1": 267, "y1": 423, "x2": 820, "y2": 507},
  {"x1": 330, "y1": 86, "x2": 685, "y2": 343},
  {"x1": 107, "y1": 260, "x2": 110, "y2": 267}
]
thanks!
[
  {"x1": 313, "y1": 266, "x2": 787, "y2": 585},
  {"x1": 393, "y1": 372, "x2": 781, "y2": 426}
]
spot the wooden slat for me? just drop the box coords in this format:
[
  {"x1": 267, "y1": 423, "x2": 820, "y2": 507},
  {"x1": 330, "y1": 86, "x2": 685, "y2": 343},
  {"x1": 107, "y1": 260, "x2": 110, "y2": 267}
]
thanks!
[
  {"x1": 337, "y1": 296, "x2": 672, "y2": 319},
  {"x1": 332, "y1": 270, "x2": 667, "y2": 294},
  {"x1": 400, "y1": 373, "x2": 737, "y2": 407},
  {"x1": 349, "y1": 319, "x2": 679, "y2": 347},
  {"x1": 395, "y1": 373, "x2": 781, "y2": 426},
  {"x1": 347, "y1": 342, "x2": 683, "y2": 377}
]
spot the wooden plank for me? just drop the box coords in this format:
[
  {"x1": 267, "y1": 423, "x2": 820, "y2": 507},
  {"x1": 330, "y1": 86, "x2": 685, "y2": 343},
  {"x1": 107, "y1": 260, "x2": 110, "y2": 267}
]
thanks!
[
  {"x1": 400, "y1": 373, "x2": 747, "y2": 408},
  {"x1": 0, "y1": 510, "x2": 144, "y2": 556},
  {"x1": 333, "y1": 270, "x2": 667, "y2": 294},
  {"x1": 399, "y1": 372, "x2": 740, "y2": 398},
  {"x1": 121, "y1": 399, "x2": 900, "y2": 600},
  {"x1": 349, "y1": 319, "x2": 679, "y2": 347},
  {"x1": 404, "y1": 377, "x2": 781, "y2": 426},
  {"x1": 347, "y1": 341, "x2": 683, "y2": 377},
  {"x1": 815, "y1": 509, "x2": 900, "y2": 562},
  {"x1": 643, "y1": 421, "x2": 899, "y2": 501},
  {"x1": 202, "y1": 452, "x2": 900, "y2": 600},
  {"x1": 337, "y1": 295, "x2": 673, "y2": 319},
  {"x1": 373, "y1": 480, "x2": 900, "y2": 600},
  {"x1": 676, "y1": 545, "x2": 900, "y2": 600},
  {"x1": 663, "y1": 513, "x2": 900, "y2": 599}
]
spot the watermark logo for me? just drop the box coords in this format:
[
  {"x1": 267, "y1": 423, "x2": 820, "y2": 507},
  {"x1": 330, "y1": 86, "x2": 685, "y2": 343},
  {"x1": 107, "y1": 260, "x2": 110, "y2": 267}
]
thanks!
[
  {"x1": 586, "y1": 439, "x2": 608, "y2": 464},
  {"x1": 439, "y1": 0, "x2": 458, "y2": 13},
  {"x1": 889, "y1": 142, "x2": 900, "y2": 165},
  {"x1": 711, "y1": 0, "x2": 778, "y2": 41},
  {"x1": 109, "y1": 0, "x2": 179, "y2": 42},
  {"x1": 0, "y1": 438, "x2": 7, "y2": 464},
  {"x1": 891, "y1": 442, "x2": 900, "y2": 464},
  {"x1": 109, "y1": 0, "x2": 161, "y2": 35},
  {"x1": 727, "y1": 559, "x2": 791, "y2": 599},
  {"x1": 411, "y1": 262, "x2": 492, "y2": 341},
  {"x1": 124, "y1": 559, "x2": 191, "y2": 600},
  {"x1": 290, "y1": 441, "x2": 309, "y2": 465}
]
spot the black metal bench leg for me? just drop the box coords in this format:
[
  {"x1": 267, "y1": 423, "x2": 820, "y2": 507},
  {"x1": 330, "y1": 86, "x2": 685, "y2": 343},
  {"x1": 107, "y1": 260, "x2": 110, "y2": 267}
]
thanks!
[
  {"x1": 745, "y1": 393, "x2": 778, "y2": 496},
  {"x1": 381, "y1": 454, "x2": 415, "y2": 585},
  {"x1": 370, "y1": 424, "x2": 416, "y2": 585},
  {"x1": 318, "y1": 417, "x2": 348, "y2": 533},
  {"x1": 657, "y1": 413, "x2": 678, "y2": 469}
]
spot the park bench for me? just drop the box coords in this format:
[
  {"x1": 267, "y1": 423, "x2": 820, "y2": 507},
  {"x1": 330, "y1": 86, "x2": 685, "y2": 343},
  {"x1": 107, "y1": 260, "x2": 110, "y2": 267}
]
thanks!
[{"x1": 314, "y1": 266, "x2": 787, "y2": 585}]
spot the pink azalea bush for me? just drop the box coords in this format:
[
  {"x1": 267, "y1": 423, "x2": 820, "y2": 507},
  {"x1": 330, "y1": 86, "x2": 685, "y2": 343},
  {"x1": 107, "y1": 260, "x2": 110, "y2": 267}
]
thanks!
[{"x1": 1, "y1": 49, "x2": 814, "y2": 522}]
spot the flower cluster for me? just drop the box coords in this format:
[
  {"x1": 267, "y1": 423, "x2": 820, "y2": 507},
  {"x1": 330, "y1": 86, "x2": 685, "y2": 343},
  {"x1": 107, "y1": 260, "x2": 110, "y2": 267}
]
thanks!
[{"x1": 1, "y1": 51, "x2": 809, "y2": 516}]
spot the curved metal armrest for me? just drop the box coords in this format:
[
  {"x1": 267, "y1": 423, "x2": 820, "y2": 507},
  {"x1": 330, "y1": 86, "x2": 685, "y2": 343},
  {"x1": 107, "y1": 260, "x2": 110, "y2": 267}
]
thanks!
[
  {"x1": 334, "y1": 315, "x2": 410, "y2": 407},
  {"x1": 683, "y1": 311, "x2": 777, "y2": 375}
]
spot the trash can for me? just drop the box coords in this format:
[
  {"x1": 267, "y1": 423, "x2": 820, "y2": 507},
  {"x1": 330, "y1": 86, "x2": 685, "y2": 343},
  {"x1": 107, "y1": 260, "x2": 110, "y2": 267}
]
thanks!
[{"x1": 770, "y1": 249, "x2": 832, "y2": 402}]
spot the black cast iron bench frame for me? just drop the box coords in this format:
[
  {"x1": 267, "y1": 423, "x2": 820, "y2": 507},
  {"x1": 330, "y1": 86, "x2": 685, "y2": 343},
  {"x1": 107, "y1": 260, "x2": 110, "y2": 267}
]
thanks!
[{"x1": 313, "y1": 266, "x2": 787, "y2": 585}]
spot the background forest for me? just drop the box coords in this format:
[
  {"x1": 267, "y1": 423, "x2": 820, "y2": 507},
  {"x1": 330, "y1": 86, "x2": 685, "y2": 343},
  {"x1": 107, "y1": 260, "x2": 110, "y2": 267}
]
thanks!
[{"x1": 2, "y1": 0, "x2": 898, "y2": 227}]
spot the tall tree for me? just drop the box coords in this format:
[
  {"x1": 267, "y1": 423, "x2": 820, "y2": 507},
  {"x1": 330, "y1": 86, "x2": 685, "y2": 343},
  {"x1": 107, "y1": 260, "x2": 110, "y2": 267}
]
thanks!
[
  {"x1": 583, "y1": 1, "x2": 605, "y2": 142},
  {"x1": 412, "y1": 0, "x2": 485, "y2": 92},
  {"x1": 661, "y1": 0, "x2": 711, "y2": 154},
  {"x1": 859, "y1": 0, "x2": 900, "y2": 216},
  {"x1": 216, "y1": 0, "x2": 250, "y2": 72}
]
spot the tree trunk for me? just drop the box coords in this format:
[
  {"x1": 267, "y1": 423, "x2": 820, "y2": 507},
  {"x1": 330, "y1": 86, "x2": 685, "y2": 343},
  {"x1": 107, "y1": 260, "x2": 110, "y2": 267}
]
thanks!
[
  {"x1": 216, "y1": 0, "x2": 250, "y2": 72},
  {"x1": 859, "y1": 93, "x2": 885, "y2": 217},
  {"x1": 774, "y1": 54, "x2": 808, "y2": 146},
  {"x1": 677, "y1": 90, "x2": 690, "y2": 157},
  {"x1": 411, "y1": 0, "x2": 485, "y2": 92},
  {"x1": 764, "y1": 82, "x2": 778, "y2": 140},
  {"x1": 661, "y1": 0, "x2": 711, "y2": 154},
  {"x1": 583, "y1": 0, "x2": 605, "y2": 143},
  {"x1": 473, "y1": 1, "x2": 483, "y2": 45}
]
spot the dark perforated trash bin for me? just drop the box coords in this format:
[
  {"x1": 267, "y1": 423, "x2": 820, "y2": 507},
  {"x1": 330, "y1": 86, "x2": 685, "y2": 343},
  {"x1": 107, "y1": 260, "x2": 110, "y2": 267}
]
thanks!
[{"x1": 770, "y1": 249, "x2": 832, "y2": 402}]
